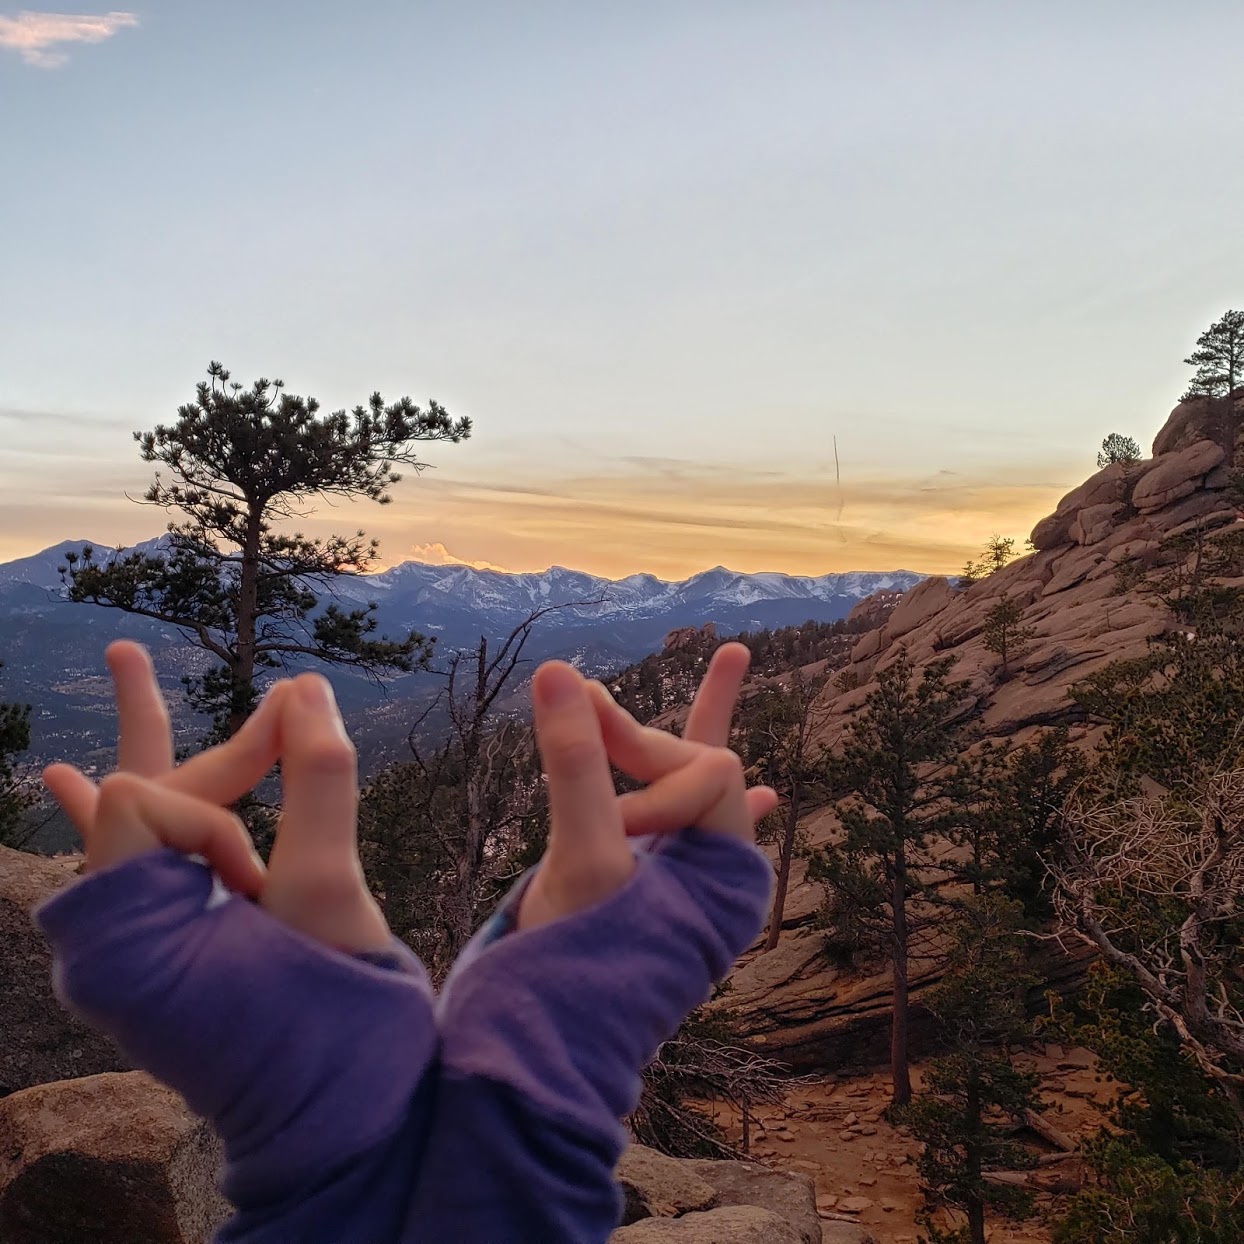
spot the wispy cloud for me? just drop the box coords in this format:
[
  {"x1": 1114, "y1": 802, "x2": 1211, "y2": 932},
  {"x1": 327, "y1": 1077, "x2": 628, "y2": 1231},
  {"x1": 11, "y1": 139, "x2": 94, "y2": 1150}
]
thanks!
[
  {"x1": 0, "y1": 452, "x2": 1082, "y2": 582},
  {"x1": 0, "y1": 404, "x2": 132, "y2": 428},
  {"x1": 0, "y1": 9, "x2": 137, "y2": 68}
]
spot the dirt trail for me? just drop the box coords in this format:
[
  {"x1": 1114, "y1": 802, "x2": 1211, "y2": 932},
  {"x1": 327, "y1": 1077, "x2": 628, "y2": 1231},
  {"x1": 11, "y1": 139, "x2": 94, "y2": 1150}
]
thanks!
[{"x1": 706, "y1": 1045, "x2": 1117, "y2": 1242}]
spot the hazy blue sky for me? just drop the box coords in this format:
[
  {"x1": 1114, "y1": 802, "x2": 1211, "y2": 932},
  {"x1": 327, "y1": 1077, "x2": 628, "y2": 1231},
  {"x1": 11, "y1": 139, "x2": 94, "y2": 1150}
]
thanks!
[{"x1": 2, "y1": 2, "x2": 1241, "y2": 577}]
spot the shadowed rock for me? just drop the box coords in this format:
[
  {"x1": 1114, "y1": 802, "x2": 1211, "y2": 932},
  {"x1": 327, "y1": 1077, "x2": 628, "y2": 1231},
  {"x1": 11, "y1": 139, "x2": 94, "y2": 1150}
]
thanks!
[{"x1": 0, "y1": 1071, "x2": 228, "y2": 1244}]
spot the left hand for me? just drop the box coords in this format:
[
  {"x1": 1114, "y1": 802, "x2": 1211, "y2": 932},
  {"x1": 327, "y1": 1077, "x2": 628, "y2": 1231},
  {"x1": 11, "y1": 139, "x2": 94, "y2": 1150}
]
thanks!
[
  {"x1": 517, "y1": 642, "x2": 779, "y2": 931},
  {"x1": 43, "y1": 643, "x2": 391, "y2": 953}
]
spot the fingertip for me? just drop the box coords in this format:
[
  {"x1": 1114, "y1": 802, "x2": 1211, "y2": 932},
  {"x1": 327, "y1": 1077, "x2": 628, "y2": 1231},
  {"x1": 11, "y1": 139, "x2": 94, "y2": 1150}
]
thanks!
[
  {"x1": 104, "y1": 639, "x2": 149, "y2": 671},
  {"x1": 533, "y1": 661, "x2": 586, "y2": 711}
]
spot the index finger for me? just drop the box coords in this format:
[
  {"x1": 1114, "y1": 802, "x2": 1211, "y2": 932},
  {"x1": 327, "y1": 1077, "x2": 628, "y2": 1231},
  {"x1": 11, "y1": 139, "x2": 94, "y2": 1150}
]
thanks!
[
  {"x1": 107, "y1": 641, "x2": 174, "y2": 777},
  {"x1": 683, "y1": 642, "x2": 751, "y2": 747},
  {"x1": 162, "y1": 681, "x2": 289, "y2": 804},
  {"x1": 533, "y1": 662, "x2": 629, "y2": 872}
]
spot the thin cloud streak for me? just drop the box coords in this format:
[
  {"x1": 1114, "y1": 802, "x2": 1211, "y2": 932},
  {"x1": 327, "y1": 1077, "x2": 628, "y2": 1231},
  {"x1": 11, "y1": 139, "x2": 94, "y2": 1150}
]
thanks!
[
  {"x1": 0, "y1": 10, "x2": 137, "y2": 67},
  {"x1": 0, "y1": 455, "x2": 1079, "y2": 581}
]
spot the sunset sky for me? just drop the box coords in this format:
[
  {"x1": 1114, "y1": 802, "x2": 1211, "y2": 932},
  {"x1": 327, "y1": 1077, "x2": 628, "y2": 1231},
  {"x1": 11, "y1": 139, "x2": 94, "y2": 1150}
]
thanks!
[{"x1": 3, "y1": 2, "x2": 1242, "y2": 580}]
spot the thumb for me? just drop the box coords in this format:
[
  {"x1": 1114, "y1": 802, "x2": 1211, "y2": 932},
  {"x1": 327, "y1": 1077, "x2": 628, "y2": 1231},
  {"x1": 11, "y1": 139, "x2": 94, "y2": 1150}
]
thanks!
[{"x1": 91, "y1": 772, "x2": 264, "y2": 897}]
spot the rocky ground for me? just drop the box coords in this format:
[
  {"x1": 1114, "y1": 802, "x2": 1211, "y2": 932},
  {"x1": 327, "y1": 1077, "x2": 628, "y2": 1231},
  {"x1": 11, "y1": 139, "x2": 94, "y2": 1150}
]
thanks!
[{"x1": 704, "y1": 1042, "x2": 1115, "y2": 1242}]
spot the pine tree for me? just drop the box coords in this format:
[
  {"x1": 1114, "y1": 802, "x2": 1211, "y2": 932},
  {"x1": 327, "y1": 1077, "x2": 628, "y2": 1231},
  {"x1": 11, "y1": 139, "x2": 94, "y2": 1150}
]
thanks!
[
  {"x1": 736, "y1": 664, "x2": 834, "y2": 951},
  {"x1": 1184, "y1": 310, "x2": 1244, "y2": 399},
  {"x1": 961, "y1": 536, "x2": 1018, "y2": 587},
  {"x1": 950, "y1": 730, "x2": 1086, "y2": 920},
  {"x1": 901, "y1": 897, "x2": 1043, "y2": 1244},
  {"x1": 1097, "y1": 433, "x2": 1142, "y2": 469},
  {"x1": 981, "y1": 595, "x2": 1036, "y2": 677},
  {"x1": 808, "y1": 652, "x2": 970, "y2": 1107},
  {"x1": 1073, "y1": 616, "x2": 1244, "y2": 793},
  {"x1": 62, "y1": 362, "x2": 470, "y2": 739},
  {"x1": 984, "y1": 535, "x2": 1017, "y2": 573}
]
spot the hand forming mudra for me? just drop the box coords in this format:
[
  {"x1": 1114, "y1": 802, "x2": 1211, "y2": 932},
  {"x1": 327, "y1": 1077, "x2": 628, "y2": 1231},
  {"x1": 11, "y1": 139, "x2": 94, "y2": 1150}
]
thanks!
[{"x1": 37, "y1": 640, "x2": 779, "y2": 1243}]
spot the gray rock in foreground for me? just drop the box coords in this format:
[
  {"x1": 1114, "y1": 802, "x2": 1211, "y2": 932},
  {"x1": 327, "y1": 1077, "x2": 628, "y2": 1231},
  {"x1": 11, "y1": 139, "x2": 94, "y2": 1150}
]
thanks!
[
  {"x1": 0, "y1": 1071, "x2": 227, "y2": 1244},
  {"x1": 611, "y1": 1204, "x2": 803, "y2": 1243}
]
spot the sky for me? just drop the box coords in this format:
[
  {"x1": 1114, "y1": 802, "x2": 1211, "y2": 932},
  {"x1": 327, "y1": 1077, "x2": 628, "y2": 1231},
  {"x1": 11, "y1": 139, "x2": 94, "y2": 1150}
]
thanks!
[{"x1": 2, "y1": 2, "x2": 1243, "y2": 581}]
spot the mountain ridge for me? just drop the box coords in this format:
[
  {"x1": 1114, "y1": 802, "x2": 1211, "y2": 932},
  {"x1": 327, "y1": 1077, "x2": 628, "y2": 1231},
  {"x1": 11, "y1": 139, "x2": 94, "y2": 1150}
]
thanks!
[{"x1": 0, "y1": 539, "x2": 922, "y2": 774}]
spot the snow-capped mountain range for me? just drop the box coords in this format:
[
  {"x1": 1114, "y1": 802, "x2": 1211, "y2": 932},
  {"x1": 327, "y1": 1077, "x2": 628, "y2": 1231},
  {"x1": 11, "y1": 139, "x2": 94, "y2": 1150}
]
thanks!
[
  {"x1": 0, "y1": 539, "x2": 921, "y2": 771},
  {"x1": 0, "y1": 539, "x2": 919, "y2": 624}
]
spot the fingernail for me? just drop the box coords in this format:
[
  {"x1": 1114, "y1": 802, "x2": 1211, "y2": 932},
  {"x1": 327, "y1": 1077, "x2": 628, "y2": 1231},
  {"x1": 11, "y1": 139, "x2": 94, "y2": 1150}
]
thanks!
[{"x1": 536, "y1": 663, "x2": 581, "y2": 709}]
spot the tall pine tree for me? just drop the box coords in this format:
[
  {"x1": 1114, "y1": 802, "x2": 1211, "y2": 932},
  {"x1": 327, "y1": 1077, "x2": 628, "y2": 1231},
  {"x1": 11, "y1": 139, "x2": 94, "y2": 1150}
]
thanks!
[
  {"x1": 737, "y1": 664, "x2": 834, "y2": 951},
  {"x1": 63, "y1": 362, "x2": 471, "y2": 738},
  {"x1": 809, "y1": 651, "x2": 970, "y2": 1107},
  {"x1": 900, "y1": 896, "x2": 1043, "y2": 1244}
]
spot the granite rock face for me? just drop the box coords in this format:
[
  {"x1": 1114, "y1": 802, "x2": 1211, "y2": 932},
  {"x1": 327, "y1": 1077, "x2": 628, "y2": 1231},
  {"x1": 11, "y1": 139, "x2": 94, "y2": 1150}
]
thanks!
[{"x1": 711, "y1": 397, "x2": 1243, "y2": 1071}]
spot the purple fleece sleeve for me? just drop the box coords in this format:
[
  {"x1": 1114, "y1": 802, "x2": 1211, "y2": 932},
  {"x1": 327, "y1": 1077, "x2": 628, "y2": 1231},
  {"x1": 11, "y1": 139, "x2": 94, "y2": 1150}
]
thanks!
[
  {"x1": 402, "y1": 827, "x2": 774, "y2": 1242},
  {"x1": 34, "y1": 849, "x2": 438, "y2": 1234}
]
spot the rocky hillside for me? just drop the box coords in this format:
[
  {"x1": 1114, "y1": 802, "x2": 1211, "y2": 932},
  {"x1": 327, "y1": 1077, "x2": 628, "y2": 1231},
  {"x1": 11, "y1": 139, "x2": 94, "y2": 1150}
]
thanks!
[{"x1": 719, "y1": 393, "x2": 1242, "y2": 1070}]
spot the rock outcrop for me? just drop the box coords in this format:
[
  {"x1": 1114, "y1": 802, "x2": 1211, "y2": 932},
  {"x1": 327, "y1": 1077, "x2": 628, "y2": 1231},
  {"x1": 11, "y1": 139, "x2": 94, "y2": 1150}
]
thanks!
[
  {"x1": 718, "y1": 395, "x2": 1244, "y2": 1071},
  {"x1": 613, "y1": 1145, "x2": 824, "y2": 1243},
  {"x1": 681, "y1": 1158, "x2": 822, "y2": 1244},
  {"x1": 663, "y1": 622, "x2": 718, "y2": 653},
  {"x1": 611, "y1": 1205, "x2": 803, "y2": 1243},
  {"x1": 0, "y1": 846, "x2": 128, "y2": 1097},
  {"x1": 617, "y1": 1145, "x2": 718, "y2": 1221},
  {"x1": 0, "y1": 1071, "x2": 227, "y2": 1244}
]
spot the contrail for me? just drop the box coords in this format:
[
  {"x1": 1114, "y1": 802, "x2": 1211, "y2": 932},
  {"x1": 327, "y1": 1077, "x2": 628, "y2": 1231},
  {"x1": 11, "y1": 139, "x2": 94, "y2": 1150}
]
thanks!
[{"x1": 834, "y1": 435, "x2": 844, "y2": 524}]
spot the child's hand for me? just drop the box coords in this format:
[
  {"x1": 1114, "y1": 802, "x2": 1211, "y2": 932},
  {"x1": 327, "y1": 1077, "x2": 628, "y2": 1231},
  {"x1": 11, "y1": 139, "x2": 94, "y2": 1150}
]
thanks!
[
  {"x1": 517, "y1": 642, "x2": 779, "y2": 931},
  {"x1": 43, "y1": 642, "x2": 391, "y2": 953},
  {"x1": 42, "y1": 642, "x2": 285, "y2": 896}
]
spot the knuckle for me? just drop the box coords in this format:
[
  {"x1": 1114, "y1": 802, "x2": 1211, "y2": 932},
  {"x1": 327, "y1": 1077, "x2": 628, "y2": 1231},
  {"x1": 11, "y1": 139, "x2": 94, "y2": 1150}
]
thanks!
[
  {"x1": 96, "y1": 771, "x2": 142, "y2": 808},
  {"x1": 544, "y1": 730, "x2": 601, "y2": 771},
  {"x1": 708, "y1": 747, "x2": 746, "y2": 784},
  {"x1": 300, "y1": 737, "x2": 357, "y2": 773}
]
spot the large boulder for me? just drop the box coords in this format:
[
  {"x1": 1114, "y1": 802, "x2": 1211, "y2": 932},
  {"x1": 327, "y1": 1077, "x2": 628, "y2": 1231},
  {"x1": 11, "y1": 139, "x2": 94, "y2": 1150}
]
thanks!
[
  {"x1": 682, "y1": 1160, "x2": 820, "y2": 1244},
  {"x1": 0, "y1": 1071, "x2": 228, "y2": 1244},
  {"x1": 1030, "y1": 461, "x2": 1134, "y2": 550},
  {"x1": 1070, "y1": 501, "x2": 1125, "y2": 546},
  {"x1": 1151, "y1": 394, "x2": 1240, "y2": 456},
  {"x1": 610, "y1": 1205, "x2": 802, "y2": 1243},
  {"x1": 1131, "y1": 439, "x2": 1225, "y2": 513},
  {"x1": 0, "y1": 846, "x2": 128, "y2": 1096},
  {"x1": 881, "y1": 576, "x2": 956, "y2": 642},
  {"x1": 845, "y1": 589, "x2": 906, "y2": 632},
  {"x1": 820, "y1": 1225, "x2": 877, "y2": 1243},
  {"x1": 617, "y1": 1146, "x2": 717, "y2": 1222}
]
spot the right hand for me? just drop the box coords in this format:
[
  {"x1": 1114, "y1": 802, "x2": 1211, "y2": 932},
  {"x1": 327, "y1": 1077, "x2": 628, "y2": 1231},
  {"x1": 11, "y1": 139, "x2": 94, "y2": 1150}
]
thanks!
[{"x1": 517, "y1": 642, "x2": 779, "y2": 931}]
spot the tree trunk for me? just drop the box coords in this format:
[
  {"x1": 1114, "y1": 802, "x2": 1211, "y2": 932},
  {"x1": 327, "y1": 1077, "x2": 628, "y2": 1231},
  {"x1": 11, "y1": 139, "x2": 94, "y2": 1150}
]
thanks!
[
  {"x1": 764, "y1": 785, "x2": 802, "y2": 952},
  {"x1": 230, "y1": 507, "x2": 263, "y2": 737},
  {"x1": 967, "y1": 1066, "x2": 985, "y2": 1244},
  {"x1": 890, "y1": 849, "x2": 912, "y2": 1108},
  {"x1": 968, "y1": 1200, "x2": 986, "y2": 1244}
]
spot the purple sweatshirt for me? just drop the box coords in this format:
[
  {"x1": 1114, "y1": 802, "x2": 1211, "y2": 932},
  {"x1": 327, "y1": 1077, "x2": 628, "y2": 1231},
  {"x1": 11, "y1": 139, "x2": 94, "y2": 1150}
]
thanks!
[{"x1": 34, "y1": 828, "x2": 772, "y2": 1243}]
